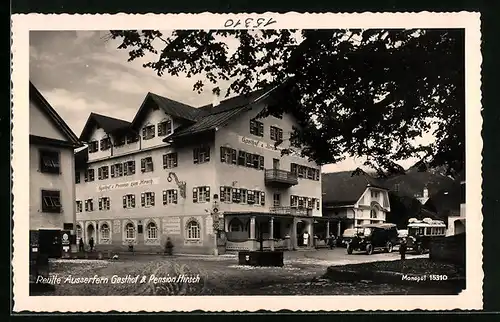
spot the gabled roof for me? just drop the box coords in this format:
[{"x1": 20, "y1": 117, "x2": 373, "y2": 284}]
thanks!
[
  {"x1": 130, "y1": 92, "x2": 201, "y2": 130},
  {"x1": 167, "y1": 89, "x2": 270, "y2": 139},
  {"x1": 29, "y1": 81, "x2": 81, "y2": 146},
  {"x1": 165, "y1": 88, "x2": 272, "y2": 140},
  {"x1": 79, "y1": 112, "x2": 132, "y2": 142},
  {"x1": 322, "y1": 170, "x2": 387, "y2": 207}
]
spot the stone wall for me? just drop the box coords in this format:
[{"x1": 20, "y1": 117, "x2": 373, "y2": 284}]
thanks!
[{"x1": 429, "y1": 233, "x2": 466, "y2": 266}]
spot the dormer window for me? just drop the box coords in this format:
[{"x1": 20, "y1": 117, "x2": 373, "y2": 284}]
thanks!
[
  {"x1": 126, "y1": 133, "x2": 139, "y2": 144},
  {"x1": 142, "y1": 125, "x2": 155, "y2": 140},
  {"x1": 88, "y1": 141, "x2": 99, "y2": 153},
  {"x1": 100, "y1": 137, "x2": 111, "y2": 151},
  {"x1": 158, "y1": 120, "x2": 172, "y2": 136},
  {"x1": 114, "y1": 135, "x2": 126, "y2": 147}
]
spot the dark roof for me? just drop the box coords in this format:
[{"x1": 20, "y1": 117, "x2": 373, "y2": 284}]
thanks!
[
  {"x1": 148, "y1": 92, "x2": 204, "y2": 121},
  {"x1": 29, "y1": 81, "x2": 81, "y2": 146},
  {"x1": 424, "y1": 178, "x2": 463, "y2": 219},
  {"x1": 74, "y1": 147, "x2": 88, "y2": 169},
  {"x1": 322, "y1": 170, "x2": 387, "y2": 207},
  {"x1": 80, "y1": 112, "x2": 132, "y2": 142},
  {"x1": 384, "y1": 168, "x2": 455, "y2": 198},
  {"x1": 165, "y1": 88, "x2": 273, "y2": 140}
]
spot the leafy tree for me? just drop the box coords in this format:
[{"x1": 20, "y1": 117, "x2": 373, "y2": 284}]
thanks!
[{"x1": 108, "y1": 29, "x2": 464, "y2": 177}]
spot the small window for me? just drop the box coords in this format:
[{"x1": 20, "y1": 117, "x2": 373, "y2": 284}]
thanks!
[
  {"x1": 122, "y1": 194, "x2": 136, "y2": 208},
  {"x1": 290, "y1": 195, "x2": 298, "y2": 207},
  {"x1": 41, "y1": 190, "x2": 61, "y2": 213},
  {"x1": 219, "y1": 186, "x2": 232, "y2": 203},
  {"x1": 75, "y1": 171, "x2": 80, "y2": 184},
  {"x1": 100, "y1": 137, "x2": 111, "y2": 151},
  {"x1": 114, "y1": 134, "x2": 126, "y2": 147},
  {"x1": 220, "y1": 147, "x2": 237, "y2": 165},
  {"x1": 39, "y1": 149, "x2": 60, "y2": 174},
  {"x1": 249, "y1": 119, "x2": 264, "y2": 137},
  {"x1": 126, "y1": 133, "x2": 139, "y2": 144},
  {"x1": 85, "y1": 198, "x2": 94, "y2": 212},
  {"x1": 240, "y1": 189, "x2": 247, "y2": 203},
  {"x1": 123, "y1": 160, "x2": 136, "y2": 176},
  {"x1": 98, "y1": 166, "x2": 109, "y2": 180},
  {"x1": 147, "y1": 222, "x2": 158, "y2": 239},
  {"x1": 157, "y1": 120, "x2": 172, "y2": 136},
  {"x1": 186, "y1": 220, "x2": 201, "y2": 240},
  {"x1": 371, "y1": 191, "x2": 380, "y2": 199},
  {"x1": 231, "y1": 188, "x2": 240, "y2": 203},
  {"x1": 88, "y1": 141, "x2": 99, "y2": 153},
  {"x1": 85, "y1": 168, "x2": 95, "y2": 182},
  {"x1": 270, "y1": 126, "x2": 283, "y2": 142},
  {"x1": 316, "y1": 199, "x2": 320, "y2": 210},
  {"x1": 370, "y1": 209, "x2": 377, "y2": 218},
  {"x1": 193, "y1": 146, "x2": 210, "y2": 164},
  {"x1": 76, "y1": 200, "x2": 83, "y2": 213},
  {"x1": 163, "y1": 153, "x2": 178, "y2": 169},
  {"x1": 192, "y1": 186, "x2": 211, "y2": 203},
  {"x1": 140, "y1": 157, "x2": 154, "y2": 173},
  {"x1": 111, "y1": 163, "x2": 123, "y2": 178},
  {"x1": 141, "y1": 192, "x2": 155, "y2": 207},
  {"x1": 100, "y1": 223, "x2": 110, "y2": 240},
  {"x1": 247, "y1": 190, "x2": 256, "y2": 204},
  {"x1": 163, "y1": 189, "x2": 178, "y2": 205},
  {"x1": 273, "y1": 193, "x2": 281, "y2": 207},
  {"x1": 142, "y1": 125, "x2": 155, "y2": 140},
  {"x1": 125, "y1": 223, "x2": 135, "y2": 240},
  {"x1": 98, "y1": 197, "x2": 111, "y2": 211}
]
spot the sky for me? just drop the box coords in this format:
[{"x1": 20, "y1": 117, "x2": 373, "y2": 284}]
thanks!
[{"x1": 29, "y1": 30, "x2": 432, "y2": 173}]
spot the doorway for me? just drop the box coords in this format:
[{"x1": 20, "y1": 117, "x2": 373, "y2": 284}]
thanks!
[
  {"x1": 273, "y1": 158, "x2": 280, "y2": 170},
  {"x1": 86, "y1": 223, "x2": 95, "y2": 243},
  {"x1": 296, "y1": 221, "x2": 306, "y2": 247}
]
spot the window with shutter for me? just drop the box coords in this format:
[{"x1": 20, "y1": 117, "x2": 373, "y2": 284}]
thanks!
[
  {"x1": 220, "y1": 147, "x2": 226, "y2": 163},
  {"x1": 98, "y1": 198, "x2": 102, "y2": 210},
  {"x1": 238, "y1": 151, "x2": 246, "y2": 166},
  {"x1": 205, "y1": 187, "x2": 211, "y2": 202},
  {"x1": 163, "y1": 190, "x2": 167, "y2": 205},
  {"x1": 241, "y1": 189, "x2": 247, "y2": 203},
  {"x1": 220, "y1": 186, "x2": 225, "y2": 202},
  {"x1": 131, "y1": 195, "x2": 136, "y2": 208},
  {"x1": 259, "y1": 156, "x2": 264, "y2": 170},
  {"x1": 173, "y1": 190, "x2": 178, "y2": 204},
  {"x1": 193, "y1": 148, "x2": 199, "y2": 164},
  {"x1": 98, "y1": 168, "x2": 102, "y2": 180},
  {"x1": 151, "y1": 192, "x2": 155, "y2": 206},
  {"x1": 123, "y1": 196, "x2": 127, "y2": 208},
  {"x1": 231, "y1": 149, "x2": 237, "y2": 164},
  {"x1": 232, "y1": 188, "x2": 240, "y2": 203},
  {"x1": 111, "y1": 165, "x2": 115, "y2": 178},
  {"x1": 84, "y1": 171, "x2": 88, "y2": 182},
  {"x1": 141, "y1": 193, "x2": 146, "y2": 207},
  {"x1": 260, "y1": 192, "x2": 265, "y2": 206}
]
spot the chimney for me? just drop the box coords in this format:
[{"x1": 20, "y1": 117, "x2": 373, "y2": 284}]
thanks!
[
  {"x1": 212, "y1": 93, "x2": 220, "y2": 107},
  {"x1": 423, "y1": 187, "x2": 428, "y2": 199}
]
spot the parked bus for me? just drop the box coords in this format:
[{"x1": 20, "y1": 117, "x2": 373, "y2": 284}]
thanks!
[{"x1": 406, "y1": 218, "x2": 446, "y2": 254}]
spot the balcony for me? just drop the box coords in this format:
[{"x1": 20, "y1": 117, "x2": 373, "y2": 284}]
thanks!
[
  {"x1": 270, "y1": 206, "x2": 313, "y2": 217},
  {"x1": 264, "y1": 169, "x2": 298, "y2": 187}
]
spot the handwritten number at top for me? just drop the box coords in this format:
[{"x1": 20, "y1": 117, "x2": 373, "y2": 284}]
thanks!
[{"x1": 224, "y1": 17, "x2": 277, "y2": 28}]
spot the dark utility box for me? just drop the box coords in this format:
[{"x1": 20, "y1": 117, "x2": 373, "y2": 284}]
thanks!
[{"x1": 238, "y1": 251, "x2": 284, "y2": 267}]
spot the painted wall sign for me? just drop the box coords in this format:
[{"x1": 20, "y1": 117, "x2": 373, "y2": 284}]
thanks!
[
  {"x1": 162, "y1": 217, "x2": 181, "y2": 235},
  {"x1": 97, "y1": 177, "x2": 160, "y2": 192},
  {"x1": 238, "y1": 135, "x2": 302, "y2": 157}
]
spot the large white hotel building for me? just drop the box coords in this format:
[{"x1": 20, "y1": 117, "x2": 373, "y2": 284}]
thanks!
[{"x1": 74, "y1": 88, "x2": 324, "y2": 254}]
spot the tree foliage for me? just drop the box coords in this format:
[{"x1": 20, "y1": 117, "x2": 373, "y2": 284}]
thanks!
[{"x1": 108, "y1": 29, "x2": 464, "y2": 177}]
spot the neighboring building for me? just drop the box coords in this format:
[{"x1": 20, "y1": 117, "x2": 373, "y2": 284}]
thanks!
[
  {"x1": 75, "y1": 89, "x2": 322, "y2": 254},
  {"x1": 29, "y1": 81, "x2": 81, "y2": 257},
  {"x1": 322, "y1": 170, "x2": 391, "y2": 237},
  {"x1": 425, "y1": 171, "x2": 465, "y2": 236}
]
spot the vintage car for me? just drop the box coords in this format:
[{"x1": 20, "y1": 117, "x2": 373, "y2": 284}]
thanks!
[
  {"x1": 346, "y1": 223, "x2": 399, "y2": 255},
  {"x1": 340, "y1": 228, "x2": 358, "y2": 247},
  {"x1": 406, "y1": 218, "x2": 446, "y2": 254}
]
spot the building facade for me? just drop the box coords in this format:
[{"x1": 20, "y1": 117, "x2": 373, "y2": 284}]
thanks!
[
  {"x1": 322, "y1": 171, "x2": 391, "y2": 237},
  {"x1": 75, "y1": 89, "x2": 322, "y2": 254},
  {"x1": 29, "y1": 82, "x2": 81, "y2": 257}
]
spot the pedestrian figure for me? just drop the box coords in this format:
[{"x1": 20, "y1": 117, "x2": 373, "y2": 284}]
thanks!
[
  {"x1": 165, "y1": 237, "x2": 174, "y2": 256},
  {"x1": 78, "y1": 238, "x2": 85, "y2": 252},
  {"x1": 329, "y1": 233, "x2": 336, "y2": 249},
  {"x1": 399, "y1": 237, "x2": 407, "y2": 271},
  {"x1": 89, "y1": 237, "x2": 95, "y2": 252}
]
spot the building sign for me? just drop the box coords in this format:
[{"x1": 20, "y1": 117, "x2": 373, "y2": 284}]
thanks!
[
  {"x1": 238, "y1": 135, "x2": 301, "y2": 157},
  {"x1": 113, "y1": 220, "x2": 121, "y2": 234},
  {"x1": 162, "y1": 217, "x2": 181, "y2": 235},
  {"x1": 97, "y1": 178, "x2": 160, "y2": 192}
]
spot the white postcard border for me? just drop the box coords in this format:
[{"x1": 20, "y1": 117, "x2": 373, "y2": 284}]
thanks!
[{"x1": 12, "y1": 12, "x2": 483, "y2": 311}]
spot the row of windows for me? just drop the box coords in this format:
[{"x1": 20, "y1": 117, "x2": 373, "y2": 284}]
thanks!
[
  {"x1": 249, "y1": 120, "x2": 283, "y2": 142},
  {"x1": 219, "y1": 186, "x2": 266, "y2": 205},
  {"x1": 220, "y1": 147, "x2": 265, "y2": 170},
  {"x1": 290, "y1": 163, "x2": 320, "y2": 181},
  {"x1": 76, "y1": 218, "x2": 201, "y2": 241},
  {"x1": 88, "y1": 121, "x2": 173, "y2": 153},
  {"x1": 76, "y1": 189, "x2": 180, "y2": 212},
  {"x1": 289, "y1": 195, "x2": 321, "y2": 210}
]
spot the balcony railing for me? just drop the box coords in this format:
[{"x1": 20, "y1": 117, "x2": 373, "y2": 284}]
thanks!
[
  {"x1": 264, "y1": 169, "x2": 298, "y2": 187},
  {"x1": 270, "y1": 206, "x2": 313, "y2": 217}
]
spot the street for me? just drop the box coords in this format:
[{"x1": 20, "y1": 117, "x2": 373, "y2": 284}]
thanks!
[{"x1": 36, "y1": 248, "x2": 458, "y2": 296}]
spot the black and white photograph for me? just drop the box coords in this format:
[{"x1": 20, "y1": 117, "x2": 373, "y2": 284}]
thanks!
[{"x1": 12, "y1": 13, "x2": 482, "y2": 311}]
